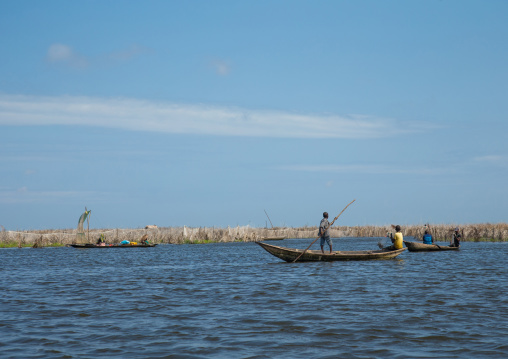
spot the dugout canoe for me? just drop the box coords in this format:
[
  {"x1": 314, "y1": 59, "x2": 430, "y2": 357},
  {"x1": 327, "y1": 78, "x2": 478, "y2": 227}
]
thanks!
[
  {"x1": 261, "y1": 236, "x2": 286, "y2": 241},
  {"x1": 256, "y1": 242, "x2": 406, "y2": 262},
  {"x1": 69, "y1": 244, "x2": 157, "y2": 248},
  {"x1": 404, "y1": 241, "x2": 459, "y2": 252}
]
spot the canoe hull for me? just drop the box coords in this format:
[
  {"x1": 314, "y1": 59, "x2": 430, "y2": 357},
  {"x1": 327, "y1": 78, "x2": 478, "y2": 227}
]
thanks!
[
  {"x1": 261, "y1": 236, "x2": 286, "y2": 241},
  {"x1": 256, "y1": 242, "x2": 406, "y2": 262},
  {"x1": 69, "y1": 244, "x2": 157, "y2": 248},
  {"x1": 404, "y1": 241, "x2": 458, "y2": 252}
]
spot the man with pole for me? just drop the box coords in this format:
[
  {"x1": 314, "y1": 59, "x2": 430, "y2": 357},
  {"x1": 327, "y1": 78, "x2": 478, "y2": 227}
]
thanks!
[{"x1": 292, "y1": 199, "x2": 355, "y2": 263}]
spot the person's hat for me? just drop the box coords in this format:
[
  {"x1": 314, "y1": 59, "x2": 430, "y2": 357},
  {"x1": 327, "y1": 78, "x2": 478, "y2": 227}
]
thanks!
[{"x1": 455, "y1": 227, "x2": 459, "y2": 231}]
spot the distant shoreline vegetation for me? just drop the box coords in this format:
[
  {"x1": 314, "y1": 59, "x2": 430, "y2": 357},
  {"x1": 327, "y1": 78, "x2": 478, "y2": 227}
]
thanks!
[{"x1": 1, "y1": 223, "x2": 507, "y2": 248}]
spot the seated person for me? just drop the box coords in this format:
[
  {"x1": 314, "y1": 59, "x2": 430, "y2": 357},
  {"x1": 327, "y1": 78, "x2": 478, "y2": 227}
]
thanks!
[
  {"x1": 386, "y1": 225, "x2": 404, "y2": 250},
  {"x1": 96, "y1": 235, "x2": 106, "y2": 246},
  {"x1": 422, "y1": 230, "x2": 433, "y2": 245},
  {"x1": 140, "y1": 234, "x2": 149, "y2": 245}
]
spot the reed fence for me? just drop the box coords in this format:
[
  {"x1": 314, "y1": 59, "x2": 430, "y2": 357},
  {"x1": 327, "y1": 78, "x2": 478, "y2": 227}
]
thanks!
[{"x1": 1, "y1": 223, "x2": 507, "y2": 247}]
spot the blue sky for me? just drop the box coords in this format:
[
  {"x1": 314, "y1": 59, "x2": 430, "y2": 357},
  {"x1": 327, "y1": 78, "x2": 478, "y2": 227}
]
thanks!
[{"x1": 1, "y1": 0, "x2": 507, "y2": 230}]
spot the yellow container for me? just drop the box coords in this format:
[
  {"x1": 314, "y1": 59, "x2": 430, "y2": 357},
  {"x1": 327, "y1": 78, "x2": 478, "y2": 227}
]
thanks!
[{"x1": 130, "y1": 242, "x2": 138, "y2": 245}]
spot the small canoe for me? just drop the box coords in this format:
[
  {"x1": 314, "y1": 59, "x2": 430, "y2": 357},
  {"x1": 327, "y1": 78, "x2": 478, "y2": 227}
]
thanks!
[
  {"x1": 256, "y1": 242, "x2": 406, "y2": 262},
  {"x1": 69, "y1": 244, "x2": 157, "y2": 248},
  {"x1": 404, "y1": 241, "x2": 459, "y2": 252},
  {"x1": 261, "y1": 236, "x2": 286, "y2": 241}
]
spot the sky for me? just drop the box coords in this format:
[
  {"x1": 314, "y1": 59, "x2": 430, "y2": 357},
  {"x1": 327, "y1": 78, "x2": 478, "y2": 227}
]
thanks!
[{"x1": 1, "y1": 0, "x2": 507, "y2": 230}]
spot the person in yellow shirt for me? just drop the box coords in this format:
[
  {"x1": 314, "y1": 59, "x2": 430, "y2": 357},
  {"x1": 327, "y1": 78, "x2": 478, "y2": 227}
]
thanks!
[{"x1": 386, "y1": 225, "x2": 404, "y2": 250}]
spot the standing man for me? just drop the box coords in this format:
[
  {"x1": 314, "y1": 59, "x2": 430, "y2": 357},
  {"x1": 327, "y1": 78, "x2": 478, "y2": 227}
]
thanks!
[
  {"x1": 450, "y1": 227, "x2": 461, "y2": 247},
  {"x1": 319, "y1": 212, "x2": 333, "y2": 254}
]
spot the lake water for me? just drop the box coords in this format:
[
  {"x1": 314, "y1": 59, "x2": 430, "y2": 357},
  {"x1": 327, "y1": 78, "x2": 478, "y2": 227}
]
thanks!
[{"x1": 1, "y1": 238, "x2": 507, "y2": 358}]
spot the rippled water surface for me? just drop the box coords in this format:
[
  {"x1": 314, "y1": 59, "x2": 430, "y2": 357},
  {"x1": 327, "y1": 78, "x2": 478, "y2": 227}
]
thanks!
[{"x1": 1, "y1": 238, "x2": 507, "y2": 358}]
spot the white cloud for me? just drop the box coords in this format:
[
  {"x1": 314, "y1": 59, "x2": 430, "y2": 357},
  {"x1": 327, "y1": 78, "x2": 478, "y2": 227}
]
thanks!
[
  {"x1": 16, "y1": 186, "x2": 28, "y2": 194},
  {"x1": 46, "y1": 43, "x2": 148, "y2": 69},
  {"x1": 279, "y1": 164, "x2": 451, "y2": 175},
  {"x1": 46, "y1": 43, "x2": 88, "y2": 68},
  {"x1": 0, "y1": 187, "x2": 104, "y2": 204},
  {"x1": 107, "y1": 44, "x2": 149, "y2": 61},
  {"x1": 473, "y1": 155, "x2": 508, "y2": 167},
  {"x1": 47, "y1": 44, "x2": 73, "y2": 62},
  {"x1": 211, "y1": 60, "x2": 231, "y2": 75},
  {"x1": 473, "y1": 155, "x2": 506, "y2": 163},
  {"x1": 0, "y1": 94, "x2": 429, "y2": 139}
]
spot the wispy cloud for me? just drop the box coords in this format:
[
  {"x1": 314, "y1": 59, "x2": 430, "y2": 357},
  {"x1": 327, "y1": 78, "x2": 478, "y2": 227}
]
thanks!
[
  {"x1": 46, "y1": 43, "x2": 149, "y2": 69},
  {"x1": 0, "y1": 187, "x2": 105, "y2": 204},
  {"x1": 473, "y1": 155, "x2": 508, "y2": 166},
  {"x1": 0, "y1": 155, "x2": 55, "y2": 162},
  {"x1": 0, "y1": 94, "x2": 432, "y2": 139},
  {"x1": 107, "y1": 44, "x2": 150, "y2": 62},
  {"x1": 210, "y1": 59, "x2": 231, "y2": 76},
  {"x1": 46, "y1": 43, "x2": 89, "y2": 68},
  {"x1": 279, "y1": 164, "x2": 452, "y2": 175}
]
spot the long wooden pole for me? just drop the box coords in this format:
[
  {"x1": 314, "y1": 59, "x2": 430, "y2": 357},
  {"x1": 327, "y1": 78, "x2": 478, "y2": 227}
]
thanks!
[
  {"x1": 292, "y1": 199, "x2": 356, "y2": 263},
  {"x1": 86, "y1": 207, "x2": 90, "y2": 243},
  {"x1": 264, "y1": 209, "x2": 274, "y2": 229}
]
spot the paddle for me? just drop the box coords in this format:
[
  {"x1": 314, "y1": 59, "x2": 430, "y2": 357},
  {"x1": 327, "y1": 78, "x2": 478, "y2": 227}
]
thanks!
[{"x1": 292, "y1": 199, "x2": 356, "y2": 263}]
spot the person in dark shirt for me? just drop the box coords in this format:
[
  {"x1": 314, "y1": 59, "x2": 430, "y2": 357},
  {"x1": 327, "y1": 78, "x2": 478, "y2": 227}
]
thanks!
[
  {"x1": 96, "y1": 234, "x2": 106, "y2": 246},
  {"x1": 450, "y1": 227, "x2": 461, "y2": 247},
  {"x1": 319, "y1": 212, "x2": 332, "y2": 254}
]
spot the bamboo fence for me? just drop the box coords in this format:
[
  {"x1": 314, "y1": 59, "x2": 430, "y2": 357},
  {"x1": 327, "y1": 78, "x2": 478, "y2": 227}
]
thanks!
[{"x1": 1, "y1": 223, "x2": 507, "y2": 247}]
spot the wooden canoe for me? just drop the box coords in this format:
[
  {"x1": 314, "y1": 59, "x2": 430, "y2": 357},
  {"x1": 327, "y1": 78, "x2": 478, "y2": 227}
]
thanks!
[
  {"x1": 256, "y1": 242, "x2": 406, "y2": 262},
  {"x1": 261, "y1": 236, "x2": 286, "y2": 241},
  {"x1": 404, "y1": 241, "x2": 459, "y2": 252},
  {"x1": 69, "y1": 244, "x2": 157, "y2": 248}
]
